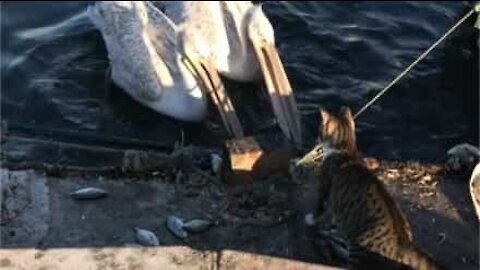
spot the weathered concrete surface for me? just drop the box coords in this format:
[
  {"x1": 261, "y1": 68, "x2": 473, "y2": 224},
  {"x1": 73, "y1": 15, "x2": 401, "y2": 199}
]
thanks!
[
  {"x1": 0, "y1": 162, "x2": 478, "y2": 270},
  {"x1": 0, "y1": 169, "x2": 50, "y2": 247},
  {"x1": 0, "y1": 247, "x2": 343, "y2": 270},
  {"x1": 0, "y1": 168, "x2": 342, "y2": 269}
]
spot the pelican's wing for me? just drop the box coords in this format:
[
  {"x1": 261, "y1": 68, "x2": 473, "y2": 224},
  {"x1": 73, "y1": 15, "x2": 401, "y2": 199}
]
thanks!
[
  {"x1": 149, "y1": 1, "x2": 167, "y2": 13},
  {"x1": 144, "y1": 1, "x2": 180, "y2": 74},
  {"x1": 150, "y1": 1, "x2": 185, "y2": 25},
  {"x1": 88, "y1": 1, "x2": 169, "y2": 101}
]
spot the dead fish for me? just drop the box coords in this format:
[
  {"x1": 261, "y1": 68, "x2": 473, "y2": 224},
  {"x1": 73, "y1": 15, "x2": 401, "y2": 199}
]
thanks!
[
  {"x1": 134, "y1": 227, "x2": 159, "y2": 246},
  {"x1": 166, "y1": 215, "x2": 188, "y2": 239},
  {"x1": 70, "y1": 187, "x2": 108, "y2": 200},
  {"x1": 182, "y1": 219, "x2": 211, "y2": 233},
  {"x1": 304, "y1": 213, "x2": 316, "y2": 226},
  {"x1": 210, "y1": 153, "x2": 223, "y2": 174}
]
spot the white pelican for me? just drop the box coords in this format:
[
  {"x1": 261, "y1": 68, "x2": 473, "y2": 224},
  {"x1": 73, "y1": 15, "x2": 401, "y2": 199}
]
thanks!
[
  {"x1": 158, "y1": 1, "x2": 302, "y2": 145},
  {"x1": 88, "y1": 1, "x2": 244, "y2": 137}
]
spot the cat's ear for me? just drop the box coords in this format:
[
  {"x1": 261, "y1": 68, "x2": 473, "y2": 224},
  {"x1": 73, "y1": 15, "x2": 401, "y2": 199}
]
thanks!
[
  {"x1": 340, "y1": 106, "x2": 352, "y2": 119},
  {"x1": 320, "y1": 108, "x2": 330, "y2": 126},
  {"x1": 340, "y1": 107, "x2": 355, "y2": 131}
]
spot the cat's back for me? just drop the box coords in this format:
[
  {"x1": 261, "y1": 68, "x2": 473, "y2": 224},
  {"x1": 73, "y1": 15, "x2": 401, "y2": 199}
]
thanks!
[
  {"x1": 320, "y1": 151, "x2": 412, "y2": 243},
  {"x1": 320, "y1": 150, "x2": 373, "y2": 191},
  {"x1": 321, "y1": 152, "x2": 441, "y2": 269}
]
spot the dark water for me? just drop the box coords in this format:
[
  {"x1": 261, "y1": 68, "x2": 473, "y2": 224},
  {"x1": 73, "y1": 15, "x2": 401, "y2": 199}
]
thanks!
[{"x1": 1, "y1": 1, "x2": 478, "y2": 166}]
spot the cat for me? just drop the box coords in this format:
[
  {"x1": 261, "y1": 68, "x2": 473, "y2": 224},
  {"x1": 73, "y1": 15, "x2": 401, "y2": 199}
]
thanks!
[{"x1": 299, "y1": 106, "x2": 441, "y2": 270}]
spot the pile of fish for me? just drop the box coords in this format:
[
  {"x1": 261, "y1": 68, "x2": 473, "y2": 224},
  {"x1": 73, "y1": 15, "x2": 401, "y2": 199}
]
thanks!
[
  {"x1": 166, "y1": 215, "x2": 211, "y2": 238},
  {"x1": 69, "y1": 187, "x2": 212, "y2": 246},
  {"x1": 132, "y1": 216, "x2": 212, "y2": 246},
  {"x1": 65, "y1": 149, "x2": 221, "y2": 247}
]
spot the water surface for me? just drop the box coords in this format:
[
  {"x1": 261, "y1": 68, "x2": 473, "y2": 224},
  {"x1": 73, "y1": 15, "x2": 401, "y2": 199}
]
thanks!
[{"x1": 1, "y1": 1, "x2": 478, "y2": 166}]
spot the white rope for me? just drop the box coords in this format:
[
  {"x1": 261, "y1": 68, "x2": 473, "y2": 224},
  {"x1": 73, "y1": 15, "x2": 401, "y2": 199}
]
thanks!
[{"x1": 354, "y1": 8, "x2": 477, "y2": 119}]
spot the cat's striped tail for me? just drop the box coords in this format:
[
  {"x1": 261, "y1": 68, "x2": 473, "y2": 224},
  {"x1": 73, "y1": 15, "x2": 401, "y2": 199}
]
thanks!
[{"x1": 400, "y1": 247, "x2": 442, "y2": 270}]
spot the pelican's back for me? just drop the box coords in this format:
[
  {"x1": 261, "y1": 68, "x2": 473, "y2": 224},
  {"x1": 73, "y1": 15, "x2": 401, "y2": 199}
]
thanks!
[
  {"x1": 88, "y1": 1, "x2": 207, "y2": 122},
  {"x1": 88, "y1": 1, "x2": 166, "y2": 101}
]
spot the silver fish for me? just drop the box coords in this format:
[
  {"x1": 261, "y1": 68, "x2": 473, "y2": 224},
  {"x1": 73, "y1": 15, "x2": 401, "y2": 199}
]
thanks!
[
  {"x1": 70, "y1": 187, "x2": 108, "y2": 200},
  {"x1": 182, "y1": 219, "x2": 211, "y2": 233},
  {"x1": 166, "y1": 215, "x2": 187, "y2": 239},
  {"x1": 134, "y1": 227, "x2": 159, "y2": 246},
  {"x1": 210, "y1": 153, "x2": 223, "y2": 174}
]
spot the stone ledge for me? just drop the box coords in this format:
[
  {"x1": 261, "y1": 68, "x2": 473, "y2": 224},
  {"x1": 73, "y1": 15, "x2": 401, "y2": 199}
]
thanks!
[{"x1": 0, "y1": 247, "x2": 344, "y2": 270}]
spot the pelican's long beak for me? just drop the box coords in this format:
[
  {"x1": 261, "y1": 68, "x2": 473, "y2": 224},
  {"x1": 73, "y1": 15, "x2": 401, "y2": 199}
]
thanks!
[
  {"x1": 252, "y1": 41, "x2": 302, "y2": 146},
  {"x1": 183, "y1": 56, "x2": 244, "y2": 139}
]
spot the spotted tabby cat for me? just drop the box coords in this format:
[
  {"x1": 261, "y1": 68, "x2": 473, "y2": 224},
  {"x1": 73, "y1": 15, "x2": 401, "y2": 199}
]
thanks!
[{"x1": 294, "y1": 107, "x2": 440, "y2": 270}]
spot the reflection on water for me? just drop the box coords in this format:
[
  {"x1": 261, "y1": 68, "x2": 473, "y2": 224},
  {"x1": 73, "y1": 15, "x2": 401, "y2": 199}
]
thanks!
[{"x1": 1, "y1": 1, "x2": 478, "y2": 165}]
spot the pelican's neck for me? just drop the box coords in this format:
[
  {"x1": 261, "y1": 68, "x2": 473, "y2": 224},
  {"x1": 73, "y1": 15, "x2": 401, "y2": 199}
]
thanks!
[
  {"x1": 220, "y1": 2, "x2": 248, "y2": 54},
  {"x1": 219, "y1": 1, "x2": 260, "y2": 80}
]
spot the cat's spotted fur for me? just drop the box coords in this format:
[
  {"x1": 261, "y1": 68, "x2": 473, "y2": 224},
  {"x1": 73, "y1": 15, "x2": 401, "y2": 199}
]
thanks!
[{"x1": 295, "y1": 107, "x2": 440, "y2": 270}]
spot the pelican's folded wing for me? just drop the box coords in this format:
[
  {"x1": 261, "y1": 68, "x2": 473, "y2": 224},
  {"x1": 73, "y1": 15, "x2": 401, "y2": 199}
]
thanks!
[
  {"x1": 88, "y1": 1, "x2": 166, "y2": 101},
  {"x1": 144, "y1": 1, "x2": 180, "y2": 74}
]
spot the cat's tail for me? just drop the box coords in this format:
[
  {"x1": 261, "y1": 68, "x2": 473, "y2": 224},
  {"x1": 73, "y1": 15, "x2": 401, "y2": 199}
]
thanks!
[{"x1": 399, "y1": 246, "x2": 442, "y2": 270}]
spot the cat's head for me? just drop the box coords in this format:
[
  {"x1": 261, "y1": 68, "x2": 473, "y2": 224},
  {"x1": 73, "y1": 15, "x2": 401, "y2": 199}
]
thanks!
[{"x1": 319, "y1": 106, "x2": 357, "y2": 154}]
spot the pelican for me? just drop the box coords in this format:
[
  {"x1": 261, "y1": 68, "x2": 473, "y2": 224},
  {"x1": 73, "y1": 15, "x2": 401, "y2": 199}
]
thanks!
[
  {"x1": 89, "y1": 1, "x2": 301, "y2": 145},
  {"x1": 89, "y1": 1, "x2": 244, "y2": 137},
  {"x1": 158, "y1": 1, "x2": 302, "y2": 145}
]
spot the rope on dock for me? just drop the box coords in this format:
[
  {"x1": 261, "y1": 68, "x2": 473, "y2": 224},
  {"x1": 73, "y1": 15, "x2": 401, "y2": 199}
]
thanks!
[{"x1": 354, "y1": 6, "x2": 479, "y2": 119}]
